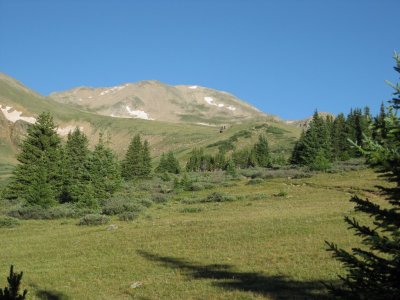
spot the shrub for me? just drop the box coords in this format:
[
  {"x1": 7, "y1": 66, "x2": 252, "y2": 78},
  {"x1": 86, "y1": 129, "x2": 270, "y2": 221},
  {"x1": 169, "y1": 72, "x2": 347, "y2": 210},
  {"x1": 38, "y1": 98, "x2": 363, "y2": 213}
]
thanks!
[
  {"x1": 78, "y1": 214, "x2": 110, "y2": 226},
  {"x1": 274, "y1": 190, "x2": 288, "y2": 197},
  {"x1": 102, "y1": 198, "x2": 144, "y2": 215},
  {"x1": 202, "y1": 192, "x2": 236, "y2": 203},
  {"x1": 118, "y1": 212, "x2": 139, "y2": 221},
  {"x1": 247, "y1": 178, "x2": 264, "y2": 185},
  {"x1": 152, "y1": 193, "x2": 168, "y2": 204},
  {"x1": 7, "y1": 205, "x2": 81, "y2": 220},
  {"x1": 0, "y1": 216, "x2": 20, "y2": 228}
]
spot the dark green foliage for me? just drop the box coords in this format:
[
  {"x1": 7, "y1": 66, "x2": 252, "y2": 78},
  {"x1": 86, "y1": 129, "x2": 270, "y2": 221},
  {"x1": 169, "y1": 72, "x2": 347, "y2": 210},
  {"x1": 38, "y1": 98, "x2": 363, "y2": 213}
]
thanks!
[
  {"x1": 156, "y1": 151, "x2": 181, "y2": 174},
  {"x1": 186, "y1": 148, "x2": 215, "y2": 172},
  {"x1": 122, "y1": 134, "x2": 152, "y2": 179},
  {"x1": 290, "y1": 112, "x2": 333, "y2": 168},
  {"x1": 78, "y1": 214, "x2": 110, "y2": 226},
  {"x1": 326, "y1": 54, "x2": 400, "y2": 299},
  {"x1": 253, "y1": 134, "x2": 271, "y2": 167},
  {"x1": 331, "y1": 113, "x2": 351, "y2": 160},
  {"x1": 0, "y1": 265, "x2": 27, "y2": 300},
  {"x1": 5, "y1": 113, "x2": 61, "y2": 204},
  {"x1": 60, "y1": 128, "x2": 91, "y2": 204},
  {"x1": 141, "y1": 140, "x2": 152, "y2": 176},
  {"x1": 87, "y1": 135, "x2": 121, "y2": 202}
]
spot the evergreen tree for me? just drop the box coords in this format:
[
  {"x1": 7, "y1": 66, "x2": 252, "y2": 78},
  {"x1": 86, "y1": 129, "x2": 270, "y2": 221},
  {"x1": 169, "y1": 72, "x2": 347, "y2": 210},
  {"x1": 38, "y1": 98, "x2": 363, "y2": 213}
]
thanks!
[
  {"x1": 122, "y1": 134, "x2": 143, "y2": 180},
  {"x1": 0, "y1": 265, "x2": 27, "y2": 300},
  {"x1": 60, "y1": 128, "x2": 91, "y2": 203},
  {"x1": 156, "y1": 151, "x2": 180, "y2": 174},
  {"x1": 372, "y1": 102, "x2": 389, "y2": 144},
  {"x1": 291, "y1": 111, "x2": 333, "y2": 169},
  {"x1": 331, "y1": 113, "x2": 351, "y2": 161},
  {"x1": 326, "y1": 54, "x2": 400, "y2": 299},
  {"x1": 141, "y1": 140, "x2": 152, "y2": 177},
  {"x1": 88, "y1": 134, "x2": 121, "y2": 202},
  {"x1": 253, "y1": 134, "x2": 271, "y2": 167},
  {"x1": 4, "y1": 112, "x2": 62, "y2": 204},
  {"x1": 214, "y1": 149, "x2": 227, "y2": 171}
]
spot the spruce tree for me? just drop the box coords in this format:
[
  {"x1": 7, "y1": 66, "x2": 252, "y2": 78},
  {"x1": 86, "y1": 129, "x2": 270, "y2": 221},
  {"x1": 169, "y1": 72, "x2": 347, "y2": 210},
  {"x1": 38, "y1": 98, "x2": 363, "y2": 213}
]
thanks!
[
  {"x1": 4, "y1": 112, "x2": 62, "y2": 204},
  {"x1": 60, "y1": 128, "x2": 91, "y2": 203},
  {"x1": 156, "y1": 151, "x2": 180, "y2": 174},
  {"x1": 141, "y1": 140, "x2": 152, "y2": 177},
  {"x1": 326, "y1": 54, "x2": 400, "y2": 299},
  {"x1": 88, "y1": 134, "x2": 121, "y2": 202},
  {"x1": 331, "y1": 113, "x2": 351, "y2": 161},
  {"x1": 122, "y1": 134, "x2": 143, "y2": 180},
  {"x1": 0, "y1": 265, "x2": 27, "y2": 300},
  {"x1": 253, "y1": 134, "x2": 270, "y2": 167}
]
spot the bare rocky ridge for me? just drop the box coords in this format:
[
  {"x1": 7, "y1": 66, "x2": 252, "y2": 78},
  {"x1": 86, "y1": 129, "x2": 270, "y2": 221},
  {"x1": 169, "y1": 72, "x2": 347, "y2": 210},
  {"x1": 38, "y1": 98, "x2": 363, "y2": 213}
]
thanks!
[{"x1": 50, "y1": 81, "x2": 267, "y2": 125}]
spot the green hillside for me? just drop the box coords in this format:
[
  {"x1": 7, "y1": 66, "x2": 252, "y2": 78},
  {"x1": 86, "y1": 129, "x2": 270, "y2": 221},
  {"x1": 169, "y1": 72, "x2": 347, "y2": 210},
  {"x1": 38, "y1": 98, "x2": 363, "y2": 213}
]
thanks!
[{"x1": 0, "y1": 73, "x2": 301, "y2": 175}]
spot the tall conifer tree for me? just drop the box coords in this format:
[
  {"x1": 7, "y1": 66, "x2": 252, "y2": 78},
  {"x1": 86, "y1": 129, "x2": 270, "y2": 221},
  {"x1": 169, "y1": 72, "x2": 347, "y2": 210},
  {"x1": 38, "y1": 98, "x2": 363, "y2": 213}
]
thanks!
[{"x1": 326, "y1": 54, "x2": 400, "y2": 299}]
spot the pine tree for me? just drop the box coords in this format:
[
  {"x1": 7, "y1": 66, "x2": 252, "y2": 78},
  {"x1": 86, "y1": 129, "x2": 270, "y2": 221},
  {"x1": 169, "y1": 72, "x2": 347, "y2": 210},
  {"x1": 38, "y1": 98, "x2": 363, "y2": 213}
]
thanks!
[
  {"x1": 253, "y1": 134, "x2": 270, "y2": 167},
  {"x1": 372, "y1": 102, "x2": 389, "y2": 144},
  {"x1": 88, "y1": 134, "x2": 121, "y2": 202},
  {"x1": 141, "y1": 140, "x2": 152, "y2": 177},
  {"x1": 156, "y1": 151, "x2": 180, "y2": 174},
  {"x1": 331, "y1": 113, "x2": 350, "y2": 161},
  {"x1": 0, "y1": 265, "x2": 27, "y2": 300},
  {"x1": 60, "y1": 128, "x2": 91, "y2": 203},
  {"x1": 326, "y1": 54, "x2": 400, "y2": 299},
  {"x1": 291, "y1": 111, "x2": 333, "y2": 169},
  {"x1": 122, "y1": 134, "x2": 143, "y2": 180},
  {"x1": 4, "y1": 112, "x2": 62, "y2": 204}
]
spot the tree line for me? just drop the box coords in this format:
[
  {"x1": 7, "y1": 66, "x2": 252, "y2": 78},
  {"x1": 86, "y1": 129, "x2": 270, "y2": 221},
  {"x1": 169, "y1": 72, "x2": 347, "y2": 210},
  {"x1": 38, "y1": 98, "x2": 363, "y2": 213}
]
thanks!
[{"x1": 290, "y1": 104, "x2": 390, "y2": 170}]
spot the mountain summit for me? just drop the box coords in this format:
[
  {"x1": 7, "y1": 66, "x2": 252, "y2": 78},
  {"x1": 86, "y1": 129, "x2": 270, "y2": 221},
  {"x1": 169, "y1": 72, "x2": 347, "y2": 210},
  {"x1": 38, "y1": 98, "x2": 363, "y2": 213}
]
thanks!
[{"x1": 50, "y1": 80, "x2": 266, "y2": 125}]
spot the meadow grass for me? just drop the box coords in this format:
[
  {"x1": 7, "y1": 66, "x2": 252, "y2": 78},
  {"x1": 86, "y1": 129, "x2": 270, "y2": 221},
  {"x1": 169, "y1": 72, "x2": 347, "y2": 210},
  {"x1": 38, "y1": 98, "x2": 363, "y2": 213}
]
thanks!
[{"x1": 0, "y1": 168, "x2": 390, "y2": 299}]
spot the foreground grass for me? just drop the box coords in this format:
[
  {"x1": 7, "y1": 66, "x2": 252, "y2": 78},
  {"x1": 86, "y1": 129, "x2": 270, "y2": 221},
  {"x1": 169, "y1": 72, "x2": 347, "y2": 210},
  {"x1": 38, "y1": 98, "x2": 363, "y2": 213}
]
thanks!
[{"x1": 0, "y1": 168, "x2": 390, "y2": 299}]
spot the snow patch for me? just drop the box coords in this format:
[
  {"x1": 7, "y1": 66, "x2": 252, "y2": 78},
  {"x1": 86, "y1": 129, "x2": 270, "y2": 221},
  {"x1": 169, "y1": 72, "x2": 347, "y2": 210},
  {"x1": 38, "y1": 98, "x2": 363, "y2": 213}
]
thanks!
[
  {"x1": 203, "y1": 97, "x2": 236, "y2": 111},
  {"x1": 0, "y1": 105, "x2": 36, "y2": 124},
  {"x1": 57, "y1": 126, "x2": 83, "y2": 136},
  {"x1": 126, "y1": 106, "x2": 153, "y2": 120},
  {"x1": 189, "y1": 85, "x2": 198, "y2": 89},
  {"x1": 196, "y1": 122, "x2": 217, "y2": 127},
  {"x1": 204, "y1": 97, "x2": 215, "y2": 105},
  {"x1": 99, "y1": 85, "x2": 125, "y2": 96}
]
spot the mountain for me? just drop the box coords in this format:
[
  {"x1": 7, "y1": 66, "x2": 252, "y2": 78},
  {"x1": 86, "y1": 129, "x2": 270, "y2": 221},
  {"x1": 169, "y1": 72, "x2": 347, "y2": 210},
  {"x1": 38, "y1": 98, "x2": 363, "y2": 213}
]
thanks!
[
  {"x1": 49, "y1": 81, "x2": 266, "y2": 124},
  {"x1": 0, "y1": 73, "x2": 301, "y2": 172}
]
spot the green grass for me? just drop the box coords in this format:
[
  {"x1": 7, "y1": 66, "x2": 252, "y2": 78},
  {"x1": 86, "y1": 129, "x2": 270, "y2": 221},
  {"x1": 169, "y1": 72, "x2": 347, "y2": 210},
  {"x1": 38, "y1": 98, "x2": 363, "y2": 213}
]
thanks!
[{"x1": 0, "y1": 168, "x2": 391, "y2": 299}]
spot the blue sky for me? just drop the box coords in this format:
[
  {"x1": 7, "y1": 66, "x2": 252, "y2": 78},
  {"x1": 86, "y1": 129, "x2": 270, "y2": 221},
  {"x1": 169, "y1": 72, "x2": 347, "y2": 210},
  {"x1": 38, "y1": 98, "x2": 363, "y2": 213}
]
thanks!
[{"x1": 0, "y1": 0, "x2": 399, "y2": 120}]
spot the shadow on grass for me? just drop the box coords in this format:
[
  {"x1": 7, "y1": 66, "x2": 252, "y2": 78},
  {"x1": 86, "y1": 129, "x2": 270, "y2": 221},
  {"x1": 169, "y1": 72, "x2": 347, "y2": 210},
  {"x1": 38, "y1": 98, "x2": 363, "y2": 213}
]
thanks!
[
  {"x1": 138, "y1": 250, "x2": 335, "y2": 299},
  {"x1": 36, "y1": 289, "x2": 69, "y2": 300}
]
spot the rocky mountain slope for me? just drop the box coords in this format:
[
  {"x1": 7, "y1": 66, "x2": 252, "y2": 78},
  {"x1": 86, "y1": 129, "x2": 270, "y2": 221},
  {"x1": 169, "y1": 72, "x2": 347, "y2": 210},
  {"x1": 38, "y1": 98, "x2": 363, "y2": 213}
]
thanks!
[
  {"x1": 49, "y1": 81, "x2": 267, "y2": 124},
  {"x1": 0, "y1": 73, "x2": 301, "y2": 168}
]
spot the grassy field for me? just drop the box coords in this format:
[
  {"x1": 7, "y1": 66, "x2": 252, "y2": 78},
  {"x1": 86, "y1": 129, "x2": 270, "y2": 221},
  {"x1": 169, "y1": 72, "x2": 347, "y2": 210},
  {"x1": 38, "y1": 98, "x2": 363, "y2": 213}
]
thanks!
[{"x1": 0, "y1": 167, "x2": 391, "y2": 299}]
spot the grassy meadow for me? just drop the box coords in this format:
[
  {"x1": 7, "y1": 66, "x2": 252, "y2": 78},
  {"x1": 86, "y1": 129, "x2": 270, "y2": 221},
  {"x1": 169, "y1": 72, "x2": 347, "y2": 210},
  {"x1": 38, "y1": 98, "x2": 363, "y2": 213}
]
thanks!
[{"x1": 0, "y1": 167, "x2": 391, "y2": 299}]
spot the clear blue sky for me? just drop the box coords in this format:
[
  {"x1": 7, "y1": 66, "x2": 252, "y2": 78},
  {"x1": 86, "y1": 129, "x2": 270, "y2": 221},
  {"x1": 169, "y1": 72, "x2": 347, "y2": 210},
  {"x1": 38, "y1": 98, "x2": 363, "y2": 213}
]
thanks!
[{"x1": 0, "y1": 0, "x2": 399, "y2": 120}]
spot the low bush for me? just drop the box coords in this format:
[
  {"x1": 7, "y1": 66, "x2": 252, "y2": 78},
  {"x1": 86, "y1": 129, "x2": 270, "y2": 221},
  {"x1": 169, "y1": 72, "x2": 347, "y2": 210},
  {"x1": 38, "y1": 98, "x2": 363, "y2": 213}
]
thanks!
[
  {"x1": 201, "y1": 192, "x2": 236, "y2": 203},
  {"x1": 118, "y1": 211, "x2": 139, "y2": 221},
  {"x1": 78, "y1": 214, "x2": 110, "y2": 226},
  {"x1": 152, "y1": 193, "x2": 168, "y2": 204},
  {"x1": 274, "y1": 190, "x2": 288, "y2": 197},
  {"x1": 8, "y1": 205, "x2": 81, "y2": 220},
  {"x1": 0, "y1": 215, "x2": 20, "y2": 228},
  {"x1": 247, "y1": 178, "x2": 264, "y2": 185},
  {"x1": 102, "y1": 198, "x2": 144, "y2": 215}
]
